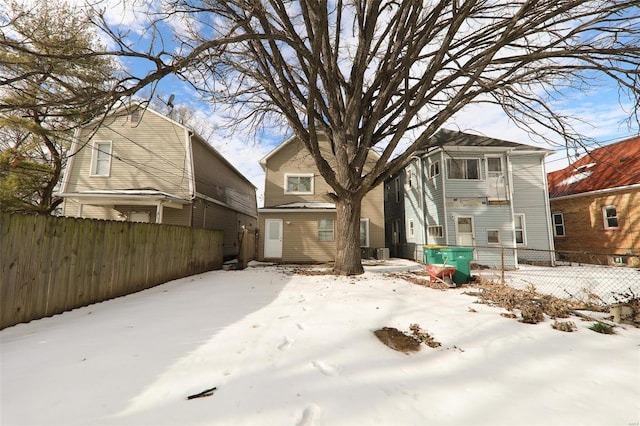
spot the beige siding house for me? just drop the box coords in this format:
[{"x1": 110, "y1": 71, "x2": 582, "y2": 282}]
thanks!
[
  {"x1": 258, "y1": 134, "x2": 385, "y2": 263},
  {"x1": 58, "y1": 104, "x2": 257, "y2": 259}
]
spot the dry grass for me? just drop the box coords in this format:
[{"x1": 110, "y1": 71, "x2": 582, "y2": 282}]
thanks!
[
  {"x1": 388, "y1": 271, "x2": 450, "y2": 290},
  {"x1": 470, "y1": 278, "x2": 576, "y2": 325}
]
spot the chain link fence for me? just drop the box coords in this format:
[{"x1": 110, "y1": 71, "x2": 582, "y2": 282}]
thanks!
[{"x1": 469, "y1": 245, "x2": 640, "y2": 307}]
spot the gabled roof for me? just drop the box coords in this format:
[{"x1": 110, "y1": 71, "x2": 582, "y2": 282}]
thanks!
[
  {"x1": 419, "y1": 129, "x2": 553, "y2": 154},
  {"x1": 547, "y1": 135, "x2": 640, "y2": 198},
  {"x1": 259, "y1": 131, "x2": 382, "y2": 171},
  {"x1": 72, "y1": 101, "x2": 255, "y2": 190}
]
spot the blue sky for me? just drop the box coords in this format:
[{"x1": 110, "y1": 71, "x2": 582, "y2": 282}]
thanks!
[{"x1": 98, "y1": 1, "x2": 639, "y2": 203}]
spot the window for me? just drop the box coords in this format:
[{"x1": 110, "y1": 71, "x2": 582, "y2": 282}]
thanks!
[
  {"x1": 427, "y1": 225, "x2": 444, "y2": 238},
  {"x1": 130, "y1": 109, "x2": 141, "y2": 126},
  {"x1": 447, "y1": 158, "x2": 480, "y2": 180},
  {"x1": 406, "y1": 170, "x2": 413, "y2": 188},
  {"x1": 285, "y1": 174, "x2": 313, "y2": 194},
  {"x1": 514, "y1": 214, "x2": 526, "y2": 245},
  {"x1": 487, "y1": 157, "x2": 503, "y2": 173},
  {"x1": 552, "y1": 212, "x2": 565, "y2": 237},
  {"x1": 602, "y1": 206, "x2": 619, "y2": 230},
  {"x1": 90, "y1": 141, "x2": 112, "y2": 176},
  {"x1": 391, "y1": 220, "x2": 400, "y2": 244},
  {"x1": 360, "y1": 218, "x2": 370, "y2": 247},
  {"x1": 407, "y1": 219, "x2": 415, "y2": 241},
  {"x1": 487, "y1": 229, "x2": 501, "y2": 244},
  {"x1": 395, "y1": 177, "x2": 401, "y2": 203},
  {"x1": 429, "y1": 161, "x2": 440, "y2": 178},
  {"x1": 318, "y1": 219, "x2": 334, "y2": 241}
]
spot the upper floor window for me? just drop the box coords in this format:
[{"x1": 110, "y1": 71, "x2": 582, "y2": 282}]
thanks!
[
  {"x1": 395, "y1": 177, "x2": 401, "y2": 203},
  {"x1": 285, "y1": 173, "x2": 314, "y2": 194},
  {"x1": 552, "y1": 212, "x2": 565, "y2": 237},
  {"x1": 90, "y1": 141, "x2": 112, "y2": 176},
  {"x1": 429, "y1": 161, "x2": 440, "y2": 179},
  {"x1": 447, "y1": 158, "x2": 480, "y2": 180},
  {"x1": 130, "y1": 109, "x2": 141, "y2": 126},
  {"x1": 602, "y1": 206, "x2": 619, "y2": 230},
  {"x1": 406, "y1": 169, "x2": 413, "y2": 188}
]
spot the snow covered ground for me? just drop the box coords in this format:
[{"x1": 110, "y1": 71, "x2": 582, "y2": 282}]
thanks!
[{"x1": 1, "y1": 259, "x2": 639, "y2": 426}]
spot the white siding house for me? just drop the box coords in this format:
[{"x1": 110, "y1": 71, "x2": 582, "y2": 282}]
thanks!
[{"x1": 385, "y1": 129, "x2": 555, "y2": 268}]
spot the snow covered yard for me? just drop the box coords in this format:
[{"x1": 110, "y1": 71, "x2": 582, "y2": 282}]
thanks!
[{"x1": 1, "y1": 259, "x2": 638, "y2": 426}]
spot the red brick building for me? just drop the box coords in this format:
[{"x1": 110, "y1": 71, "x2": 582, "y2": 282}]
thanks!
[{"x1": 547, "y1": 135, "x2": 640, "y2": 266}]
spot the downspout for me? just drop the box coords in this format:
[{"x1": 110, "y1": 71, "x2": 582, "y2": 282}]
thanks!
[
  {"x1": 156, "y1": 200, "x2": 164, "y2": 224},
  {"x1": 185, "y1": 129, "x2": 196, "y2": 226},
  {"x1": 410, "y1": 155, "x2": 427, "y2": 261},
  {"x1": 541, "y1": 153, "x2": 556, "y2": 266},
  {"x1": 506, "y1": 150, "x2": 518, "y2": 269},
  {"x1": 441, "y1": 149, "x2": 449, "y2": 245},
  {"x1": 419, "y1": 156, "x2": 428, "y2": 257}
]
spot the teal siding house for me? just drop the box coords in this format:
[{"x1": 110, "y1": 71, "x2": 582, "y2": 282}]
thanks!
[{"x1": 384, "y1": 129, "x2": 555, "y2": 268}]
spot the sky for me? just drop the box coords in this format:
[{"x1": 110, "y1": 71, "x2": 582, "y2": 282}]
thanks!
[
  {"x1": 100, "y1": 1, "x2": 638, "y2": 207},
  {"x1": 2, "y1": 259, "x2": 639, "y2": 426},
  {"x1": 8, "y1": 0, "x2": 639, "y2": 205}
]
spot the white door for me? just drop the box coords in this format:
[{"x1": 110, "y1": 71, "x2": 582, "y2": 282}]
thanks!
[
  {"x1": 264, "y1": 219, "x2": 283, "y2": 258},
  {"x1": 486, "y1": 156, "x2": 507, "y2": 200},
  {"x1": 455, "y1": 216, "x2": 475, "y2": 246}
]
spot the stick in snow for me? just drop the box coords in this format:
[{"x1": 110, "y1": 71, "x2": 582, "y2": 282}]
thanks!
[{"x1": 187, "y1": 386, "x2": 217, "y2": 400}]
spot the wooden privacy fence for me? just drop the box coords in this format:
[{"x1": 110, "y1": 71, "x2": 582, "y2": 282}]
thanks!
[
  {"x1": 0, "y1": 213, "x2": 223, "y2": 329},
  {"x1": 237, "y1": 227, "x2": 258, "y2": 269}
]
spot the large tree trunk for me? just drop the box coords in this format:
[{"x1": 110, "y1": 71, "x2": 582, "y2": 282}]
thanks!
[{"x1": 334, "y1": 196, "x2": 364, "y2": 275}]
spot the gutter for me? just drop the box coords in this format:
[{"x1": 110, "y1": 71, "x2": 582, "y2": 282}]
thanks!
[
  {"x1": 541, "y1": 154, "x2": 556, "y2": 266},
  {"x1": 549, "y1": 183, "x2": 640, "y2": 201}
]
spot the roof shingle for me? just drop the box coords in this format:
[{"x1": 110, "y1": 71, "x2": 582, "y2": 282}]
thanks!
[{"x1": 547, "y1": 135, "x2": 640, "y2": 198}]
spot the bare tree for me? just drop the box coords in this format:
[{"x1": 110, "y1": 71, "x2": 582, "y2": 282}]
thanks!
[
  {"x1": 0, "y1": 0, "x2": 118, "y2": 214},
  {"x1": 5, "y1": 1, "x2": 640, "y2": 273}
]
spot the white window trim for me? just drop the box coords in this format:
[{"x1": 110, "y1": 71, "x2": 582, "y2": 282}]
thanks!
[
  {"x1": 487, "y1": 229, "x2": 501, "y2": 245},
  {"x1": 407, "y1": 219, "x2": 415, "y2": 241},
  {"x1": 446, "y1": 157, "x2": 481, "y2": 180},
  {"x1": 284, "y1": 173, "x2": 314, "y2": 195},
  {"x1": 552, "y1": 212, "x2": 565, "y2": 237},
  {"x1": 405, "y1": 169, "x2": 413, "y2": 189},
  {"x1": 602, "y1": 206, "x2": 619, "y2": 230},
  {"x1": 429, "y1": 160, "x2": 440, "y2": 179},
  {"x1": 515, "y1": 213, "x2": 526, "y2": 246},
  {"x1": 318, "y1": 219, "x2": 334, "y2": 241},
  {"x1": 90, "y1": 141, "x2": 112, "y2": 177},
  {"x1": 427, "y1": 225, "x2": 444, "y2": 239},
  {"x1": 360, "y1": 218, "x2": 370, "y2": 247}
]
